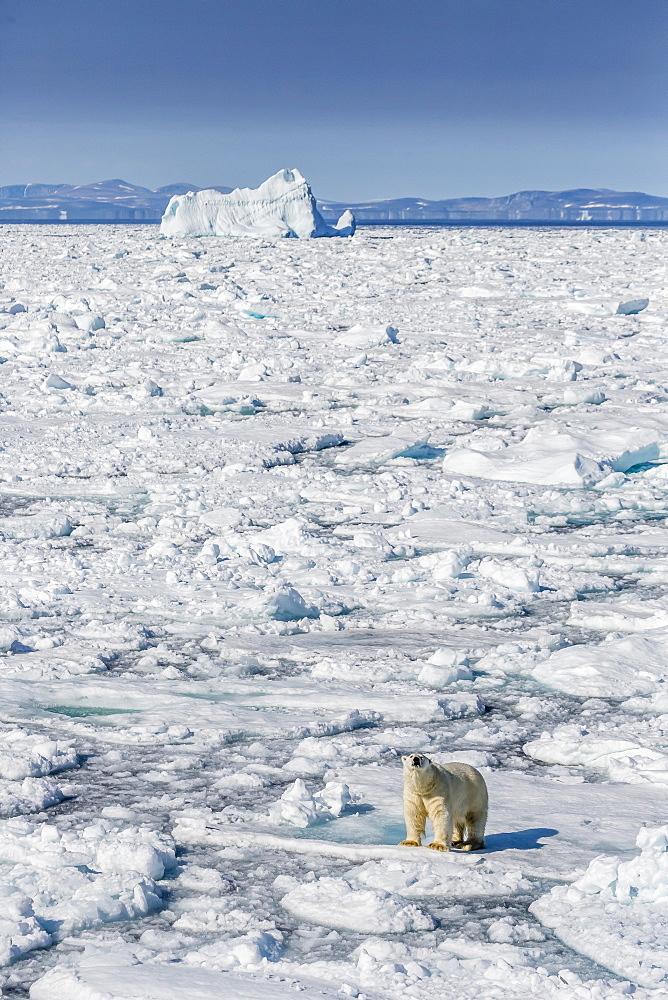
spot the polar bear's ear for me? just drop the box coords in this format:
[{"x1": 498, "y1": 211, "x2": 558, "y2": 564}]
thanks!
[{"x1": 401, "y1": 755, "x2": 408, "y2": 762}]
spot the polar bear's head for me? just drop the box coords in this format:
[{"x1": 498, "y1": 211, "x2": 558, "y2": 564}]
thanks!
[{"x1": 402, "y1": 753, "x2": 431, "y2": 772}]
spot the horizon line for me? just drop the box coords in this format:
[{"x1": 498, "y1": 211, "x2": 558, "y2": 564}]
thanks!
[{"x1": 2, "y1": 177, "x2": 668, "y2": 204}]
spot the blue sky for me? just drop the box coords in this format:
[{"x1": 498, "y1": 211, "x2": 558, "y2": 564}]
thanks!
[{"x1": 1, "y1": 0, "x2": 666, "y2": 199}]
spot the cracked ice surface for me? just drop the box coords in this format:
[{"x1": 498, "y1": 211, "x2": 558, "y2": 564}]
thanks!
[{"x1": 0, "y1": 224, "x2": 668, "y2": 997}]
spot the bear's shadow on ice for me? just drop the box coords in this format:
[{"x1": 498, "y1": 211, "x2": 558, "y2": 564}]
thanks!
[{"x1": 484, "y1": 828, "x2": 558, "y2": 852}]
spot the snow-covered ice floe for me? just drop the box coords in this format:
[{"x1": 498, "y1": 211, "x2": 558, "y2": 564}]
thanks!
[
  {"x1": 280, "y1": 873, "x2": 436, "y2": 933},
  {"x1": 0, "y1": 819, "x2": 173, "y2": 966},
  {"x1": 161, "y1": 169, "x2": 355, "y2": 238},
  {"x1": 525, "y1": 725, "x2": 668, "y2": 784},
  {"x1": 443, "y1": 415, "x2": 668, "y2": 487},
  {"x1": 532, "y1": 825, "x2": 668, "y2": 987},
  {"x1": 2, "y1": 223, "x2": 668, "y2": 998},
  {"x1": 532, "y1": 631, "x2": 668, "y2": 698}
]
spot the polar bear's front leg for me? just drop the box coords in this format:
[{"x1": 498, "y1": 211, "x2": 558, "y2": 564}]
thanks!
[
  {"x1": 426, "y1": 798, "x2": 452, "y2": 851},
  {"x1": 399, "y1": 791, "x2": 426, "y2": 847}
]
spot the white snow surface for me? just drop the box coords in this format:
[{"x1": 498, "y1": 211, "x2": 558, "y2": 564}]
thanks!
[
  {"x1": 30, "y1": 963, "x2": 353, "y2": 1000},
  {"x1": 1, "y1": 223, "x2": 668, "y2": 997},
  {"x1": 160, "y1": 169, "x2": 355, "y2": 239}
]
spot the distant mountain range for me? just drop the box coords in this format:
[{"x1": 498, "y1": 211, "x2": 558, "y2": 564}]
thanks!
[
  {"x1": 319, "y1": 189, "x2": 668, "y2": 223},
  {"x1": 0, "y1": 180, "x2": 232, "y2": 221},
  {"x1": 1, "y1": 178, "x2": 667, "y2": 222}
]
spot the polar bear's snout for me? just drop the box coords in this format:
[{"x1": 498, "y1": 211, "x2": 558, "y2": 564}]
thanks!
[{"x1": 401, "y1": 753, "x2": 429, "y2": 769}]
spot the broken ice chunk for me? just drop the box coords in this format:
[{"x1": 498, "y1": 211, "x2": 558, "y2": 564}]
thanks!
[
  {"x1": 268, "y1": 778, "x2": 355, "y2": 827},
  {"x1": 616, "y1": 298, "x2": 649, "y2": 315}
]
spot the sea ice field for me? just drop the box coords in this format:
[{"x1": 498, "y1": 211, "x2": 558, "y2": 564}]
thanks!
[{"x1": 1, "y1": 222, "x2": 668, "y2": 998}]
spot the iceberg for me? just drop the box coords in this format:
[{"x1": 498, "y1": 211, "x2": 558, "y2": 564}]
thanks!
[{"x1": 160, "y1": 168, "x2": 355, "y2": 239}]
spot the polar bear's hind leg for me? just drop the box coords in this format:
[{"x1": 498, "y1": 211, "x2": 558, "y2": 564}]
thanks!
[
  {"x1": 460, "y1": 810, "x2": 486, "y2": 851},
  {"x1": 451, "y1": 822, "x2": 465, "y2": 848}
]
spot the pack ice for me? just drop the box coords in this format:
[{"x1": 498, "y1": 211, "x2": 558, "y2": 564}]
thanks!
[
  {"x1": 160, "y1": 168, "x2": 356, "y2": 238},
  {"x1": 532, "y1": 825, "x2": 668, "y2": 986},
  {"x1": 1, "y1": 222, "x2": 668, "y2": 1000}
]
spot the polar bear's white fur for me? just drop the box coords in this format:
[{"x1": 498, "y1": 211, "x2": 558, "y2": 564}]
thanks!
[{"x1": 399, "y1": 753, "x2": 488, "y2": 852}]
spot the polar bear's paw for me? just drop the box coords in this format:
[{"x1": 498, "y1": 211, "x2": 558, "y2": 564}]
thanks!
[
  {"x1": 427, "y1": 842, "x2": 449, "y2": 851},
  {"x1": 399, "y1": 839, "x2": 420, "y2": 847},
  {"x1": 459, "y1": 840, "x2": 485, "y2": 851}
]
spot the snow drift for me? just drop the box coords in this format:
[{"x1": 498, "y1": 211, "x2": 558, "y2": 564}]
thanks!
[{"x1": 160, "y1": 169, "x2": 355, "y2": 239}]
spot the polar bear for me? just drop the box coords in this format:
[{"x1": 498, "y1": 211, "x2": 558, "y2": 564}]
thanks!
[{"x1": 399, "y1": 753, "x2": 488, "y2": 851}]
